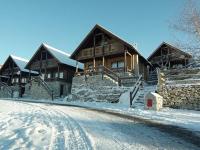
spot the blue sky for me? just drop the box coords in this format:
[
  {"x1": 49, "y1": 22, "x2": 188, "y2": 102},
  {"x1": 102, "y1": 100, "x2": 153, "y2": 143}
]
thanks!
[{"x1": 0, "y1": 0, "x2": 186, "y2": 64}]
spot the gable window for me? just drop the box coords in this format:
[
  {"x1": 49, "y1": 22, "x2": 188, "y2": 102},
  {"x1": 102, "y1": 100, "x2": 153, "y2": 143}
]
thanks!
[{"x1": 111, "y1": 61, "x2": 124, "y2": 69}]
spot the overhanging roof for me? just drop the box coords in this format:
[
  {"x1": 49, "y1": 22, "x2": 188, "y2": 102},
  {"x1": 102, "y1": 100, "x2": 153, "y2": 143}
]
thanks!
[
  {"x1": 26, "y1": 43, "x2": 83, "y2": 69},
  {"x1": 148, "y1": 42, "x2": 192, "y2": 61},
  {"x1": 70, "y1": 24, "x2": 151, "y2": 65}
]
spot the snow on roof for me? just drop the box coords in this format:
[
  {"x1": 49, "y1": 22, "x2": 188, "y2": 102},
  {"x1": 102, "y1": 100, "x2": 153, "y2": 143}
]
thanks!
[
  {"x1": 10, "y1": 55, "x2": 38, "y2": 74},
  {"x1": 42, "y1": 43, "x2": 83, "y2": 69}
]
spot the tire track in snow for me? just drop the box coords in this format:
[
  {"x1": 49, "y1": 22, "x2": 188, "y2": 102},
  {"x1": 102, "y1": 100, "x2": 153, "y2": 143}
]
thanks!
[{"x1": 24, "y1": 102, "x2": 93, "y2": 150}]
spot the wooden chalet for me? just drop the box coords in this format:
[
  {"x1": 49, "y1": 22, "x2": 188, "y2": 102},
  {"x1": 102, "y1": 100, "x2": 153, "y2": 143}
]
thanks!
[
  {"x1": 0, "y1": 55, "x2": 38, "y2": 97},
  {"x1": 25, "y1": 43, "x2": 82, "y2": 97},
  {"x1": 148, "y1": 42, "x2": 192, "y2": 69},
  {"x1": 70, "y1": 24, "x2": 150, "y2": 79}
]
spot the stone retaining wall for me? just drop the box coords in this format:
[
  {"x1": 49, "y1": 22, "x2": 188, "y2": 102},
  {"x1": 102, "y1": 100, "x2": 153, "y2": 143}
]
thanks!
[
  {"x1": 71, "y1": 75, "x2": 130, "y2": 102},
  {"x1": 24, "y1": 80, "x2": 72, "y2": 100},
  {"x1": 25, "y1": 81, "x2": 52, "y2": 100},
  {"x1": 158, "y1": 84, "x2": 200, "y2": 110},
  {"x1": 0, "y1": 86, "x2": 11, "y2": 98}
]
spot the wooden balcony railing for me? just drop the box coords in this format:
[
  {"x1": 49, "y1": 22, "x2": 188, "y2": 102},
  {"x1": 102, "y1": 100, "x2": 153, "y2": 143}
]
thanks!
[{"x1": 77, "y1": 43, "x2": 124, "y2": 60}]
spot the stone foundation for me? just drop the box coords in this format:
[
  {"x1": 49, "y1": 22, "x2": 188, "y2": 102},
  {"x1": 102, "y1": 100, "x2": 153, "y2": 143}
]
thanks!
[
  {"x1": 158, "y1": 84, "x2": 200, "y2": 110},
  {"x1": 0, "y1": 86, "x2": 12, "y2": 98},
  {"x1": 24, "y1": 80, "x2": 72, "y2": 100},
  {"x1": 71, "y1": 75, "x2": 130, "y2": 102}
]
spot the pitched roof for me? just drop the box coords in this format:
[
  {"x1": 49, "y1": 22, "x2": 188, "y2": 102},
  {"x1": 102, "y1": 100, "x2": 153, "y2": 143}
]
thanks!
[
  {"x1": 1, "y1": 55, "x2": 38, "y2": 74},
  {"x1": 148, "y1": 42, "x2": 192, "y2": 60},
  {"x1": 26, "y1": 43, "x2": 83, "y2": 69},
  {"x1": 70, "y1": 24, "x2": 151, "y2": 65}
]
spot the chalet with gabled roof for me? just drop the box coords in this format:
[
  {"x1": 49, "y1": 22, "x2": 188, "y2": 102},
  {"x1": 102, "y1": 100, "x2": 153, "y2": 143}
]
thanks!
[
  {"x1": 148, "y1": 42, "x2": 192, "y2": 69},
  {"x1": 70, "y1": 24, "x2": 151, "y2": 80},
  {"x1": 25, "y1": 43, "x2": 82, "y2": 98},
  {"x1": 0, "y1": 55, "x2": 38, "y2": 97}
]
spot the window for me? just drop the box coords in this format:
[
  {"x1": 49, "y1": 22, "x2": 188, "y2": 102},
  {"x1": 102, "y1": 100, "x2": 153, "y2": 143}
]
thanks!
[
  {"x1": 59, "y1": 72, "x2": 64, "y2": 79},
  {"x1": 12, "y1": 78, "x2": 15, "y2": 83},
  {"x1": 16, "y1": 78, "x2": 19, "y2": 83},
  {"x1": 47, "y1": 73, "x2": 51, "y2": 79},
  {"x1": 118, "y1": 61, "x2": 124, "y2": 68},
  {"x1": 21, "y1": 78, "x2": 26, "y2": 83},
  {"x1": 111, "y1": 62, "x2": 117, "y2": 68},
  {"x1": 55, "y1": 72, "x2": 58, "y2": 78},
  {"x1": 88, "y1": 64, "x2": 93, "y2": 69},
  {"x1": 111, "y1": 61, "x2": 124, "y2": 69},
  {"x1": 41, "y1": 74, "x2": 45, "y2": 80}
]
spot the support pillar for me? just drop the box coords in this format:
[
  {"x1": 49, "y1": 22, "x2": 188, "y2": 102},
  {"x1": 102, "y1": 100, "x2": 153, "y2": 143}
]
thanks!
[
  {"x1": 76, "y1": 61, "x2": 78, "y2": 73},
  {"x1": 132, "y1": 54, "x2": 135, "y2": 72},
  {"x1": 93, "y1": 58, "x2": 96, "y2": 70},
  {"x1": 102, "y1": 56, "x2": 105, "y2": 66},
  {"x1": 57, "y1": 64, "x2": 60, "y2": 79},
  {"x1": 124, "y1": 50, "x2": 127, "y2": 72},
  {"x1": 136, "y1": 54, "x2": 139, "y2": 76}
]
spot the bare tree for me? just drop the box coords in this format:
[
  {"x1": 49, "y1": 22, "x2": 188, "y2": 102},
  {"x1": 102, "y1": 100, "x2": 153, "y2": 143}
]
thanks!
[{"x1": 170, "y1": 0, "x2": 200, "y2": 60}]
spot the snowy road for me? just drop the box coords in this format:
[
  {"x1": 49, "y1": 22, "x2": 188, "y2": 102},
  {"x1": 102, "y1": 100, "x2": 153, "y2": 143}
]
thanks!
[{"x1": 0, "y1": 100, "x2": 199, "y2": 150}]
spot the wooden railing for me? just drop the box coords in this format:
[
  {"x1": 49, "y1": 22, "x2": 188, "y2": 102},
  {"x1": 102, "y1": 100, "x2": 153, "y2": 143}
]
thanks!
[
  {"x1": 77, "y1": 43, "x2": 124, "y2": 60},
  {"x1": 130, "y1": 75, "x2": 142, "y2": 107},
  {"x1": 31, "y1": 76, "x2": 54, "y2": 100},
  {"x1": 0, "y1": 81, "x2": 13, "y2": 98},
  {"x1": 101, "y1": 66, "x2": 121, "y2": 86}
]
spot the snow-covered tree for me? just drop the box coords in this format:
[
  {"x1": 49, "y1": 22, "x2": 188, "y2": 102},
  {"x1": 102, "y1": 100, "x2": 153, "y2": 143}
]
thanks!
[{"x1": 170, "y1": 0, "x2": 200, "y2": 62}]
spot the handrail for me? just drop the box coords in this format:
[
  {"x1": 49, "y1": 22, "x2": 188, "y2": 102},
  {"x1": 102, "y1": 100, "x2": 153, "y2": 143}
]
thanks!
[
  {"x1": 0, "y1": 81, "x2": 13, "y2": 98},
  {"x1": 31, "y1": 76, "x2": 54, "y2": 100},
  {"x1": 130, "y1": 75, "x2": 142, "y2": 107},
  {"x1": 101, "y1": 66, "x2": 121, "y2": 86}
]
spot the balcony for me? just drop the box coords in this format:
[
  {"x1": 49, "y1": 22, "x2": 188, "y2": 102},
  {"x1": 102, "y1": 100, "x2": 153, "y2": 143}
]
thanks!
[
  {"x1": 77, "y1": 43, "x2": 124, "y2": 60},
  {"x1": 30, "y1": 59, "x2": 58, "y2": 69}
]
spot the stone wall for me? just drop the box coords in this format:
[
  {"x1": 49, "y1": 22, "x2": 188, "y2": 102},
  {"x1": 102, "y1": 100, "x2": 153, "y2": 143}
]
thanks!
[
  {"x1": 24, "y1": 80, "x2": 72, "y2": 100},
  {"x1": 25, "y1": 81, "x2": 52, "y2": 100},
  {"x1": 71, "y1": 75, "x2": 130, "y2": 102},
  {"x1": 158, "y1": 84, "x2": 200, "y2": 110},
  {"x1": 0, "y1": 86, "x2": 12, "y2": 98},
  {"x1": 0, "y1": 85, "x2": 19, "y2": 98}
]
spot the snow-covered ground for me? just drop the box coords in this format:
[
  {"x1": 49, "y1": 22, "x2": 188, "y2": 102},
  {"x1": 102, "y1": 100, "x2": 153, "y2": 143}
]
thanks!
[
  {"x1": 0, "y1": 99, "x2": 199, "y2": 150},
  {"x1": 65, "y1": 100, "x2": 200, "y2": 135}
]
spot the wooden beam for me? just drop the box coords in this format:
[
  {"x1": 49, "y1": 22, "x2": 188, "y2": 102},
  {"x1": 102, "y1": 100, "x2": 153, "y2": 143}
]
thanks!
[
  {"x1": 39, "y1": 52, "x2": 42, "y2": 75},
  {"x1": 76, "y1": 61, "x2": 78, "y2": 73},
  {"x1": 124, "y1": 50, "x2": 127, "y2": 72},
  {"x1": 126, "y1": 51, "x2": 132, "y2": 71},
  {"x1": 93, "y1": 34, "x2": 96, "y2": 57},
  {"x1": 136, "y1": 54, "x2": 139, "y2": 76},
  {"x1": 102, "y1": 34, "x2": 105, "y2": 56},
  {"x1": 44, "y1": 52, "x2": 47, "y2": 79},
  {"x1": 102, "y1": 56, "x2": 105, "y2": 66},
  {"x1": 132, "y1": 54, "x2": 135, "y2": 71},
  {"x1": 57, "y1": 64, "x2": 60, "y2": 79},
  {"x1": 93, "y1": 58, "x2": 96, "y2": 69}
]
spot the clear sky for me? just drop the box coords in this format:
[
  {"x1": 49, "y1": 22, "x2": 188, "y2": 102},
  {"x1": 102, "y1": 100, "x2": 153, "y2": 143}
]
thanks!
[{"x1": 0, "y1": 0, "x2": 187, "y2": 64}]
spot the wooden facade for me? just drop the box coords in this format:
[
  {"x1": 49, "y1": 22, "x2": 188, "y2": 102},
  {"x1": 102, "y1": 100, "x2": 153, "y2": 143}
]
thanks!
[
  {"x1": 0, "y1": 55, "x2": 37, "y2": 97},
  {"x1": 25, "y1": 43, "x2": 80, "y2": 96},
  {"x1": 26, "y1": 43, "x2": 77, "y2": 83},
  {"x1": 71, "y1": 24, "x2": 150, "y2": 79},
  {"x1": 148, "y1": 42, "x2": 192, "y2": 69}
]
